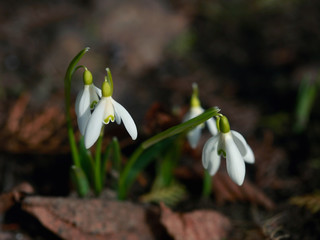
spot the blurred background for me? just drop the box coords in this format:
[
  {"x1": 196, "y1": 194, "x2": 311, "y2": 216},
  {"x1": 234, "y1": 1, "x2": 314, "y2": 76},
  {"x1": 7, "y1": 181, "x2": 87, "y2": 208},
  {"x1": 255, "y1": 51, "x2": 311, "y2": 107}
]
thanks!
[{"x1": 1, "y1": 0, "x2": 320, "y2": 239}]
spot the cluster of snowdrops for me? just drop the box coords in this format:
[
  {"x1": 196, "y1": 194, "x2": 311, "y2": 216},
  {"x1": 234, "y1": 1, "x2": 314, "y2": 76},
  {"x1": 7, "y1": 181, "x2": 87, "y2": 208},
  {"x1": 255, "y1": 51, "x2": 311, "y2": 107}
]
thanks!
[{"x1": 65, "y1": 48, "x2": 255, "y2": 198}]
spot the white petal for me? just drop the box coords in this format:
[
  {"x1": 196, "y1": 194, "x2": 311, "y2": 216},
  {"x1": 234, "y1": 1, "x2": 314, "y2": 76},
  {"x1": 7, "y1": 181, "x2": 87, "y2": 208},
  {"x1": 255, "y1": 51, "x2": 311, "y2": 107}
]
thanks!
[
  {"x1": 84, "y1": 99, "x2": 106, "y2": 149},
  {"x1": 206, "y1": 117, "x2": 218, "y2": 136},
  {"x1": 77, "y1": 86, "x2": 91, "y2": 115},
  {"x1": 231, "y1": 130, "x2": 255, "y2": 163},
  {"x1": 112, "y1": 99, "x2": 138, "y2": 140},
  {"x1": 75, "y1": 89, "x2": 84, "y2": 116},
  {"x1": 102, "y1": 97, "x2": 115, "y2": 124},
  {"x1": 187, "y1": 126, "x2": 202, "y2": 149},
  {"x1": 243, "y1": 144, "x2": 255, "y2": 164},
  {"x1": 77, "y1": 109, "x2": 91, "y2": 135},
  {"x1": 224, "y1": 133, "x2": 246, "y2": 185},
  {"x1": 76, "y1": 86, "x2": 92, "y2": 135},
  {"x1": 182, "y1": 111, "x2": 191, "y2": 123},
  {"x1": 202, "y1": 134, "x2": 220, "y2": 169},
  {"x1": 94, "y1": 85, "x2": 102, "y2": 98},
  {"x1": 89, "y1": 85, "x2": 100, "y2": 110},
  {"x1": 207, "y1": 152, "x2": 221, "y2": 176},
  {"x1": 231, "y1": 130, "x2": 247, "y2": 156}
]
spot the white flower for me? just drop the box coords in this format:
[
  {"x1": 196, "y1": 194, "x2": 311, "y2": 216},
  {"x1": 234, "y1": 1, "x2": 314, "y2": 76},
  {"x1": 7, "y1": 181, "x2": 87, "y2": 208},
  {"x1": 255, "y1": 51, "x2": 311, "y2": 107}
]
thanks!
[
  {"x1": 75, "y1": 69, "x2": 101, "y2": 135},
  {"x1": 202, "y1": 116, "x2": 254, "y2": 185},
  {"x1": 184, "y1": 106, "x2": 218, "y2": 148},
  {"x1": 84, "y1": 71, "x2": 137, "y2": 149},
  {"x1": 184, "y1": 83, "x2": 218, "y2": 148}
]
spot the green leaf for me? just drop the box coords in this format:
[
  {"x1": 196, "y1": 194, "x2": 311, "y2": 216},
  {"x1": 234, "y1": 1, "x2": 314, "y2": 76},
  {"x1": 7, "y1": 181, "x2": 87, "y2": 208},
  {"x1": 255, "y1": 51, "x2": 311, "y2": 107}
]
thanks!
[
  {"x1": 101, "y1": 137, "x2": 122, "y2": 189},
  {"x1": 140, "y1": 181, "x2": 187, "y2": 207},
  {"x1": 152, "y1": 138, "x2": 182, "y2": 190},
  {"x1": 118, "y1": 138, "x2": 174, "y2": 200},
  {"x1": 202, "y1": 169, "x2": 212, "y2": 198},
  {"x1": 64, "y1": 47, "x2": 90, "y2": 169},
  {"x1": 142, "y1": 107, "x2": 220, "y2": 149},
  {"x1": 118, "y1": 107, "x2": 220, "y2": 200},
  {"x1": 70, "y1": 165, "x2": 90, "y2": 197},
  {"x1": 294, "y1": 75, "x2": 318, "y2": 133},
  {"x1": 78, "y1": 137, "x2": 94, "y2": 186},
  {"x1": 111, "y1": 137, "x2": 122, "y2": 173}
]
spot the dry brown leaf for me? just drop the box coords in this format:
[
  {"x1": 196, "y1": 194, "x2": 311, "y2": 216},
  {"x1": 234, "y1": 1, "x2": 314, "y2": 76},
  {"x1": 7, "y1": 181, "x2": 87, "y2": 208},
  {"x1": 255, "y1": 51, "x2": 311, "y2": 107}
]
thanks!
[
  {"x1": 213, "y1": 173, "x2": 275, "y2": 210},
  {"x1": 254, "y1": 131, "x2": 291, "y2": 189},
  {"x1": 6, "y1": 93, "x2": 30, "y2": 133},
  {"x1": 174, "y1": 156, "x2": 274, "y2": 209},
  {"x1": 22, "y1": 196, "x2": 155, "y2": 240},
  {"x1": 0, "y1": 182, "x2": 34, "y2": 213},
  {"x1": 160, "y1": 203, "x2": 231, "y2": 240}
]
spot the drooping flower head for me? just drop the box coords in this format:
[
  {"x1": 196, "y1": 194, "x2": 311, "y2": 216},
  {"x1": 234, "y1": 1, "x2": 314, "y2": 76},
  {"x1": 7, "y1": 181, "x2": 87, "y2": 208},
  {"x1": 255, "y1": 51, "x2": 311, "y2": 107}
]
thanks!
[
  {"x1": 184, "y1": 83, "x2": 218, "y2": 148},
  {"x1": 84, "y1": 68, "x2": 137, "y2": 149},
  {"x1": 75, "y1": 68, "x2": 102, "y2": 135},
  {"x1": 202, "y1": 115, "x2": 254, "y2": 185}
]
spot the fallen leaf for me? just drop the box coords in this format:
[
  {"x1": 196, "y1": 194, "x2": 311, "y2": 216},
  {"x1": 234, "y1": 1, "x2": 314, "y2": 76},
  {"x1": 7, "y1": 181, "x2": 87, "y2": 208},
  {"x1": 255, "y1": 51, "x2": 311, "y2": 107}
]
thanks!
[
  {"x1": 160, "y1": 203, "x2": 231, "y2": 240},
  {"x1": 22, "y1": 196, "x2": 155, "y2": 240},
  {"x1": 213, "y1": 173, "x2": 275, "y2": 210},
  {"x1": 0, "y1": 182, "x2": 34, "y2": 213}
]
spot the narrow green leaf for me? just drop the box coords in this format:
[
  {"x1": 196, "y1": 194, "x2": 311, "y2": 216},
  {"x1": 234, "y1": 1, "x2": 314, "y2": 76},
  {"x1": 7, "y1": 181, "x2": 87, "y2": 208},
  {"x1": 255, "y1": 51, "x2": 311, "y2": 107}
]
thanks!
[
  {"x1": 70, "y1": 165, "x2": 90, "y2": 197},
  {"x1": 111, "y1": 137, "x2": 122, "y2": 173},
  {"x1": 202, "y1": 169, "x2": 212, "y2": 198},
  {"x1": 118, "y1": 138, "x2": 173, "y2": 200},
  {"x1": 142, "y1": 107, "x2": 220, "y2": 149},
  {"x1": 64, "y1": 47, "x2": 90, "y2": 169},
  {"x1": 118, "y1": 107, "x2": 219, "y2": 200},
  {"x1": 78, "y1": 137, "x2": 94, "y2": 186},
  {"x1": 152, "y1": 138, "x2": 182, "y2": 190},
  {"x1": 294, "y1": 75, "x2": 318, "y2": 133}
]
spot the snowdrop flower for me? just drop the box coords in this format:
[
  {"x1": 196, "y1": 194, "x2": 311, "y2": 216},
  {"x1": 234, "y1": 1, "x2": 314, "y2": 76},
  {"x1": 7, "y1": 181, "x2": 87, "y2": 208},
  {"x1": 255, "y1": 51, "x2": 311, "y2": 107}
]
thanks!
[
  {"x1": 202, "y1": 115, "x2": 254, "y2": 185},
  {"x1": 75, "y1": 69, "x2": 102, "y2": 135},
  {"x1": 183, "y1": 83, "x2": 218, "y2": 148},
  {"x1": 84, "y1": 68, "x2": 137, "y2": 149}
]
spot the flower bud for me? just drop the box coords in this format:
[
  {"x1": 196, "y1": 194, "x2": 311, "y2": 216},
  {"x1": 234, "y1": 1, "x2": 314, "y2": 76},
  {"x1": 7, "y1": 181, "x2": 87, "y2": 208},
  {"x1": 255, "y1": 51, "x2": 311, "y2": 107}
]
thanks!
[
  {"x1": 102, "y1": 81, "x2": 112, "y2": 97},
  {"x1": 219, "y1": 115, "x2": 230, "y2": 133},
  {"x1": 83, "y1": 69, "x2": 93, "y2": 85}
]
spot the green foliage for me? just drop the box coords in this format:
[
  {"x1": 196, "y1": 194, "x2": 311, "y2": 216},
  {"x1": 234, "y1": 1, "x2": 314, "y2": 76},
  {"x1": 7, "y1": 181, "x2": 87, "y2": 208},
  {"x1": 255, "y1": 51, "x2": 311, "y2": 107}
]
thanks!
[
  {"x1": 140, "y1": 181, "x2": 187, "y2": 207},
  {"x1": 70, "y1": 165, "x2": 90, "y2": 197},
  {"x1": 142, "y1": 107, "x2": 220, "y2": 149},
  {"x1": 140, "y1": 137, "x2": 187, "y2": 206},
  {"x1": 294, "y1": 74, "x2": 318, "y2": 133},
  {"x1": 118, "y1": 107, "x2": 220, "y2": 200},
  {"x1": 290, "y1": 193, "x2": 320, "y2": 213}
]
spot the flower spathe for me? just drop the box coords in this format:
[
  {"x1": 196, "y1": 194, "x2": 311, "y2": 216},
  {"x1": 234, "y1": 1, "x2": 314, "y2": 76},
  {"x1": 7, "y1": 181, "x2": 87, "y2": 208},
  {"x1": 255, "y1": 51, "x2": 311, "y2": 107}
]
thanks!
[
  {"x1": 202, "y1": 115, "x2": 254, "y2": 186},
  {"x1": 84, "y1": 70, "x2": 137, "y2": 149},
  {"x1": 184, "y1": 83, "x2": 218, "y2": 148},
  {"x1": 75, "y1": 69, "x2": 101, "y2": 135}
]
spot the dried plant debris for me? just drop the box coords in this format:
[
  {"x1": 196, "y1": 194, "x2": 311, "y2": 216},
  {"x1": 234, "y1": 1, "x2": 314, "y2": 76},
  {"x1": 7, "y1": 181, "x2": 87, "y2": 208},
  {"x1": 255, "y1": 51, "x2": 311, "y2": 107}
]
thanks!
[
  {"x1": 22, "y1": 196, "x2": 155, "y2": 240},
  {"x1": 0, "y1": 182, "x2": 34, "y2": 214},
  {"x1": 0, "y1": 92, "x2": 70, "y2": 154},
  {"x1": 212, "y1": 173, "x2": 275, "y2": 210},
  {"x1": 160, "y1": 203, "x2": 231, "y2": 240},
  {"x1": 290, "y1": 193, "x2": 320, "y2": 214},
  {"x1": 140, "y1": 181, "x2": 187, "y2": 207}
]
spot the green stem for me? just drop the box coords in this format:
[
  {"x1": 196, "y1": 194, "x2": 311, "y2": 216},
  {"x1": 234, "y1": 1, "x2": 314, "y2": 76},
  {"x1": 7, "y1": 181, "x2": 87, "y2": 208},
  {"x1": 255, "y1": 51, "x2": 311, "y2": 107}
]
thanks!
[
  {"x1": 64, "y1": 47, "x2": 90, "y2": 168},
  {"x1": 202, "y1": 169, "x2": 212, "y2": 198},
  {"x1": 94, "y1": 126, "x2": 104, "y2": 195}
]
